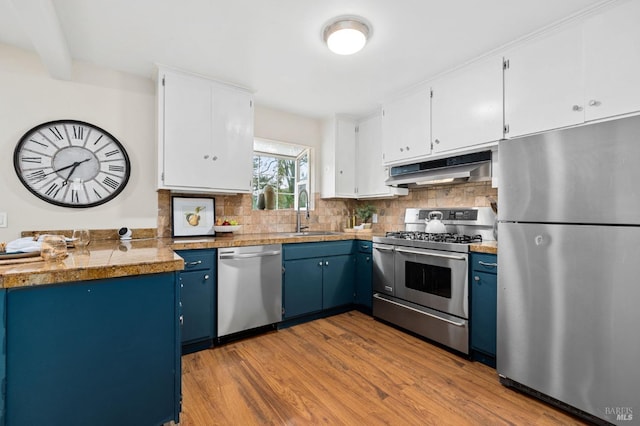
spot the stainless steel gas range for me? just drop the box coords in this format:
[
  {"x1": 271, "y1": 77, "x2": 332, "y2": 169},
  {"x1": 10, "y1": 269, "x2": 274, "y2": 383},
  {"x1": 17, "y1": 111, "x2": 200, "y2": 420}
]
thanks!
[{"x1": 372, "y1": 207, "x2": 495, "y2": 354}]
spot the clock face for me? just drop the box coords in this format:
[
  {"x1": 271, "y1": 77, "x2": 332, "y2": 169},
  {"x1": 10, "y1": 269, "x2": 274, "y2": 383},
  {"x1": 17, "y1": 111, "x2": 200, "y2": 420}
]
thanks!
[{"x1": 13, "y1": 120, "x2": 131, "y2": 208}]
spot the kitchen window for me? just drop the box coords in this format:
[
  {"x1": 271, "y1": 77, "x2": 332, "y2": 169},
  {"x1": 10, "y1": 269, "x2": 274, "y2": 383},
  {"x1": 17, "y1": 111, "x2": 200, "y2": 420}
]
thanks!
[{"x1": 253, "y1": 139, "x2": 311, "y2": 210}]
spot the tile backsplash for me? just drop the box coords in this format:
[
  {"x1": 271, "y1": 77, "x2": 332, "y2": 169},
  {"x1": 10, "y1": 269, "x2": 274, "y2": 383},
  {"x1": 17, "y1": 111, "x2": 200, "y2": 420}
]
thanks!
[{"x1": 157, "y1": 182, "x2": 497, "y2": 237}]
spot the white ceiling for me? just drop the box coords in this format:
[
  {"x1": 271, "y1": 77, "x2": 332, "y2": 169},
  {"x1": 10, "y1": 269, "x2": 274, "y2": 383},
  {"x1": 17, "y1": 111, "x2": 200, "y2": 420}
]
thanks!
[{"x1": 0, "y1": 0, "x2": 608, "y2": 119}]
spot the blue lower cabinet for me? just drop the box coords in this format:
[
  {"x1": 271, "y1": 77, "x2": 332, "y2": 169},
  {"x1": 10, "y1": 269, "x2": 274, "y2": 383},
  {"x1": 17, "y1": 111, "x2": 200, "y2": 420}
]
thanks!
[
  {"x1": 0, "y1": 289, "x2": 5, "y2": 426},
  {"x1": 283, "y1": 257, "x2": 323, "y2": 318},
  {"x1": 322, "y1": 254, "x2": 356, "y2": 309},
  {"x1": 175, "y1": 249, "x2": 216, "y2": 353},
  {"x1": 470, "y1": 253, "x2": 498, "y2": 367},
  {"x1": 355, "y1": 241, "x2": 373, "y2": 311},
  {"x1": 282, "y1": 241, "x2": 355, "y2": 322},
  {"x1": 5, "y1": 273, "x2": 181, "y2": 426}
]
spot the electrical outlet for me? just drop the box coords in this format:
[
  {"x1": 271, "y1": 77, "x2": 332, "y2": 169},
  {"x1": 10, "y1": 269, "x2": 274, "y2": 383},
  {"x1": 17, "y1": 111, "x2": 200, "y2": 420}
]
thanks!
[
  {"x1": 372, "y1": 213, "x2": 378, "y2": 224},
  {"x1": 0, "y1": 212, "x2": 7, "y2": 228}
]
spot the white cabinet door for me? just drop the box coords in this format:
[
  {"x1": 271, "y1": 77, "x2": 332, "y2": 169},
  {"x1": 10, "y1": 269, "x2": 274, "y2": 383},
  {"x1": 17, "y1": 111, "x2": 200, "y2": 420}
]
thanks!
[
  {"x1": 161, "y1": 69, "x2": 214, "y2": 188},
  {"x1": 320, "y1": 116, "x2": 356, "y2": 198},
  {"x1": 210, "y1": 84, "x2": 254, "y2": 192},
  {"x1": 504, "y1": 24, "x2": 584, "y2": 138},
  {"x1": 356, "y1": 114, "x2": 408, "y2": 198},
  {"x1": 583, "y1": 0, "x2": 640, "y2": 121},
  {"x1": 158, "y1": 67, "x2": 253, "y2": 193},
  {"x1": 335, "y1": 118, "x2": 357, "y2": 197},
  {"x1": 431, "y1": 55, "x2": 503, "y2": 153},
  {"x1": 381, "y1": 85, "x2": 431, "y2": 165}
]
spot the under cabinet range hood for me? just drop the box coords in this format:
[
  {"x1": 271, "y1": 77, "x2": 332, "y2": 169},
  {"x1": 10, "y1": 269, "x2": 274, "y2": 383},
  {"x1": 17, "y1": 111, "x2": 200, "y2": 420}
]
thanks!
[{"x1": 385, "y1": 151, "x2": 492, "y2": 187}]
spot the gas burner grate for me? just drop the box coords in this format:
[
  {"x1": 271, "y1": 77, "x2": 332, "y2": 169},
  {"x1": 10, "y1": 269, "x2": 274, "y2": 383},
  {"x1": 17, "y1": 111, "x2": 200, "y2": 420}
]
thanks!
[{"x1": 384, "y1": 231, "x2": 482, "y2": 244}]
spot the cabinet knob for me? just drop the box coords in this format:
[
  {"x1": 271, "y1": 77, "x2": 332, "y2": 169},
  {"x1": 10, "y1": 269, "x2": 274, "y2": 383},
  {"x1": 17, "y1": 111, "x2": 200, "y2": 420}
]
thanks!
[
  {"x1": 339, "y1": 170, "x2": 343, "y2": 174},
  {"x1": 572, "y1": 105, "x2": 583, "y2": 111},
  {"x1": 318, "y1": 261, "x2": 323, "y2": 267},
  {"x1": 366, "y1": 256, "x2": 370, "y2": 261},
  {"x1": 325, "y1": 261, "x2": 329, "y2": 266},
  {"x1": 406, "y1": 146, "x2": 410, "y2": 151},
  {"x1": 204, "y1": 274, "x2": 210, "y2": 280},
  {"x1": 179, "y1": 315, "x2": 184, "y2": 325},
  {"x1": 400, "y1": 147, "x2": 404, "y2": 152},
  {"x1": 474, "y1": 276, "x2": 480, "y2": 281},
  {"x1": 212, "y1": 155, "x2": 218, "y2": 161},
  {"x1": 588, "y1": 99, "x2": 601, "y2": 107},
  {"x1": 434, "y1": 139, "x2": 440, "y2": 144},
  {"x1": 203, "y1": 154, "x2": 209, "y2": 159}
]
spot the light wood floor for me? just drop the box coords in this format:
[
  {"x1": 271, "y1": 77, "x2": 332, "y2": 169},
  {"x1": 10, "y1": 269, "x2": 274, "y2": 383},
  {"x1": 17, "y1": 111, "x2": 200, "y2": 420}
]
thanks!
[{"x1": 180, "y1": 311, "x2": 586, "y2": 425}]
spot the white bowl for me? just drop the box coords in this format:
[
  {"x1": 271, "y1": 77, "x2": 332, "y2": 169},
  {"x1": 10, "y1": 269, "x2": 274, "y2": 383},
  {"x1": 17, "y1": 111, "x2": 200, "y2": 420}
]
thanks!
[{"x1": 214, "y1": 225, "x2": 240, "y2": 233}]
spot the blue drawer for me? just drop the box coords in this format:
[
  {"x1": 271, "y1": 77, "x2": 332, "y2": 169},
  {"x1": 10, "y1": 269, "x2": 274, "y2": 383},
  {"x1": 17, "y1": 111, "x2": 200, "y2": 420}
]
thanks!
[
  {"x1": 283, "y1": 241, "x2": 355, "y2": 260},
  {"x1": 356, "y1": 240, "x2": 372, "y2": 253},
  {"x1": 471, "y1": 253, "x2": 498, "y2": 274},
  {"x1": 176, "y1": 249, "x2": 216, "y2": 271}
]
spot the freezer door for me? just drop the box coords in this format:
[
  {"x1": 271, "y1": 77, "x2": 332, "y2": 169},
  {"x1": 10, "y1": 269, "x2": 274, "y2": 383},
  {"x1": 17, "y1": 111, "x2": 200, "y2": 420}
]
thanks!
[
  {"x1": 497, "y1": 222, "x2": 640, "y2": 423},
  {"x1": 499, "y1": 114, "x2": 640, "y2": 224}
]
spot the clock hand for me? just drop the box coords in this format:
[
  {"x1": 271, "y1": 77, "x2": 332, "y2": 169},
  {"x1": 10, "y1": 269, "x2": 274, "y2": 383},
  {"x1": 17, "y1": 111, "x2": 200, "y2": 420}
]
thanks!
[
  {"x1": 46, "y1": 158, "x2": 92, "y2": 177},
  {"x1": 59, "y1": 158, "x2": 92, "y2": 185}
]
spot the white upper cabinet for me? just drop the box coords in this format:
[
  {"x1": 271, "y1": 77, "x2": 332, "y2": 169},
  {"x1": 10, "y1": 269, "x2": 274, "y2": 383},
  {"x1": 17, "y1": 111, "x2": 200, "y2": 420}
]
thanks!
[
  {"x1": 158, "y1": 67, "x2": 254, "y2": 193},
  {"x1": 431, "y1": 55, "x2": 504, "y2": 153},
  {"x1": 355, "y1": 113, "x2": 408, "y2": 199},
  {"x1": 583, "y1": 0, "x2": 640, "y2": 121},
  {"x1": 503, "y1": 24, "x2": 584, "y2": 138},
  {"x1": 320, "y1": 116, "x2": 357, "y2": 199},
  {"x1": 381, "y1": 84, "x2": 431, "y2": 165}
]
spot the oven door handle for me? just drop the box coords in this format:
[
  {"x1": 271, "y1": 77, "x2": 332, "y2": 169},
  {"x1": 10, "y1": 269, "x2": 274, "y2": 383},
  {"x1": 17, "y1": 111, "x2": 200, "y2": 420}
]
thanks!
[
  {"x1": 395, "y1": 247, "x2": 466, "y2": 261},
  {"x1": 373, "y1": 246, "x2": 394, "y2": 252},
  {"x1": 373, "y1": 294, "x2": 466, "y2": 327}
]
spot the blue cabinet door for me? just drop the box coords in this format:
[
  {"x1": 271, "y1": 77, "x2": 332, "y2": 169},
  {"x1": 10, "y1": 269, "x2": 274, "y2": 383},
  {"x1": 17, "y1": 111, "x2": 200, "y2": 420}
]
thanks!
[
  {"x1": 322, "y1": 254, "x2": 355, "y2": 309},
  {"x1": 180, "y1": 269, "x2": 215, "y2": 343},
  {"x1": 5, "y1": 273, "x2": 180, "y2": 426},
  {"x1": 470, "y1": 252, "x2": 498, "y2": 366},
  {"x1": 355, "y1": 240, "x2": 373, "y2": 309},
  {"x1": 283, "y1": 258, "x2": 323, "y2": 318}
]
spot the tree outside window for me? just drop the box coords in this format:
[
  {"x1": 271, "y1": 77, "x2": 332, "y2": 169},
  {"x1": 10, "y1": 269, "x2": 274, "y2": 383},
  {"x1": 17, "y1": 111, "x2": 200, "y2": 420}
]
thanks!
[{"x1": 252, "y1": 140, "x2": 310, "y2": 210}]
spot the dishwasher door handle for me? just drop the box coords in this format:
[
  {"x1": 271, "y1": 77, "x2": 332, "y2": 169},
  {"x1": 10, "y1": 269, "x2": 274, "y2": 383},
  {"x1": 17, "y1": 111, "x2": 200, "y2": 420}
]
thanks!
[{"x1": 219, "y1": 250, "x2": 281, "y2": 260}]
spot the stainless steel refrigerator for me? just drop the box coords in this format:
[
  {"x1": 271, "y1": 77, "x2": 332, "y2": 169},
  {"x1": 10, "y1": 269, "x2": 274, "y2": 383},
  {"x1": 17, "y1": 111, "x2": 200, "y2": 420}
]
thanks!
[{"x1": 498, "y1": 115, "x2": 640, "y2": 425}]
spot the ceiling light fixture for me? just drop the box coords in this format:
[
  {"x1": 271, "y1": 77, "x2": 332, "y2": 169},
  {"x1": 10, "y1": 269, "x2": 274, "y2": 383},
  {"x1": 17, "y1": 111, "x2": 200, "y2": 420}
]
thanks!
[{"x1": 323, "y1": 16, "x2": 371, "y2": 55}]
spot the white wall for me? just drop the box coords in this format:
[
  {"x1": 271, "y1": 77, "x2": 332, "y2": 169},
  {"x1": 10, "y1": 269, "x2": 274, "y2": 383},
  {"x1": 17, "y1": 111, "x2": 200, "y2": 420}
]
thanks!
[
  {"x1": 0, "y1": 43, "x2": 158, "y2": 241},
  {"x1": 0, "y1": 44, "x2": 323, "y2": 241}
]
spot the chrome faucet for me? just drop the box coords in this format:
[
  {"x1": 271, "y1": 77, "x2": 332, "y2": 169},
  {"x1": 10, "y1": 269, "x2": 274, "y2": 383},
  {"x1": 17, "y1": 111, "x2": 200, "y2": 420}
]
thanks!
[{"x1": 296, "y1": 188, "x2": 310, "y2": 233}]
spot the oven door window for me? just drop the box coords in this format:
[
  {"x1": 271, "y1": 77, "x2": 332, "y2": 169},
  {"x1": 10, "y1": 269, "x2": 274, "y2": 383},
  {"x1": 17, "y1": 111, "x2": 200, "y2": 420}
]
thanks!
[{"x1": 405, "y1": 261, "x2": 451, "y2": 298}]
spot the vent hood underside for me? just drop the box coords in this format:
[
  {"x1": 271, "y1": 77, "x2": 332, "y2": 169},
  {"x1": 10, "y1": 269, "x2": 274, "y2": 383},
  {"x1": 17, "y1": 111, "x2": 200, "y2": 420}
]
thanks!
[{"x1": 385, "y1": 151, "x2": 492, "y2": 187}]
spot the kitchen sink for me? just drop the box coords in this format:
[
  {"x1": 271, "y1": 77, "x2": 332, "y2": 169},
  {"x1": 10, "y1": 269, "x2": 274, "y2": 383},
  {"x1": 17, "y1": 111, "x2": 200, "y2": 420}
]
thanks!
[{"x1": 279, "y1": 231, "x2": 342, "y2": 237}]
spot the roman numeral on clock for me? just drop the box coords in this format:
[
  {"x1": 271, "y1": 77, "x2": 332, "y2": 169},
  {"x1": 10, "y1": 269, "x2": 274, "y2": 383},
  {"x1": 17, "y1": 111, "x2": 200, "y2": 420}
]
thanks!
[
  {"x1": 22, "y1": 156, "x2": 42, "y2": 163},
  {"x1": 105, "y1": 149, "x2": 120, "y2": 157},
  {"x1": 73, "y1": 125, "x2": 84, "y2": 140},
  {"x1": 71, "y1": 189, "x2": 79, "y2": 203},
  {"x1": 45, "y1": 182, "x2": 59, "y2": 197},
  {"x1": 27, "y1": 170, "x2": 47, "y2": 182},
  {"x1": 103, "y1": 176, "x2": 119, "y2": 189},
  {"x1": 93, "y1": 188, "x2": 102, "y2": 199},
  {"x1": 49, "y1": 127, "x2": 64, "y2": 140},
  {"x1": 109, "y1": 165, "x2": 125, "y2": 172}
]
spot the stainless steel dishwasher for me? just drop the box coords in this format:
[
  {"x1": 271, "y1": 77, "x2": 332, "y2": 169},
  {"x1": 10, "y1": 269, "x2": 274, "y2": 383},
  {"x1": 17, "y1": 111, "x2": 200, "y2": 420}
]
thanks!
[{"x1": 217, "y1": 244, "x2": 282, "y2": 338}]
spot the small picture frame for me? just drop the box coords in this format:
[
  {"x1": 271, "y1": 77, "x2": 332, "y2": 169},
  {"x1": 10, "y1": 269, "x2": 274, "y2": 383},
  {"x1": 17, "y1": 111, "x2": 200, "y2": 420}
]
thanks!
[{"x1": 171, "y1": 196, "x2": 215, "y2": 237}]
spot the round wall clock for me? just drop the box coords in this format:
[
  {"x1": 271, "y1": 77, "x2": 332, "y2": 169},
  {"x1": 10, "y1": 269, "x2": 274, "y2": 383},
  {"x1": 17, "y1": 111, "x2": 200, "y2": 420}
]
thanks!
[{"x1": 13, "y1": 120, "x2": 131, "y2": 208}]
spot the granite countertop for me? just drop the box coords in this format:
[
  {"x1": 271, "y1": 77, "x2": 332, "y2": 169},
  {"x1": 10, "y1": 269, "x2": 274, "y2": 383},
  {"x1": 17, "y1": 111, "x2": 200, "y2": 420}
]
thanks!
[
  {"x1": 0, "y1": 238, "x2": 183, "y2": 289},
  {"x1": 0, "y1": 232, "x2": 375, "y2": 289},
  {"x1": 166, "y1": 231, "x2": 374, "y2": 250},
  {"x1": 469, "y1": 241, "x2": 498, "y2": 255}
]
